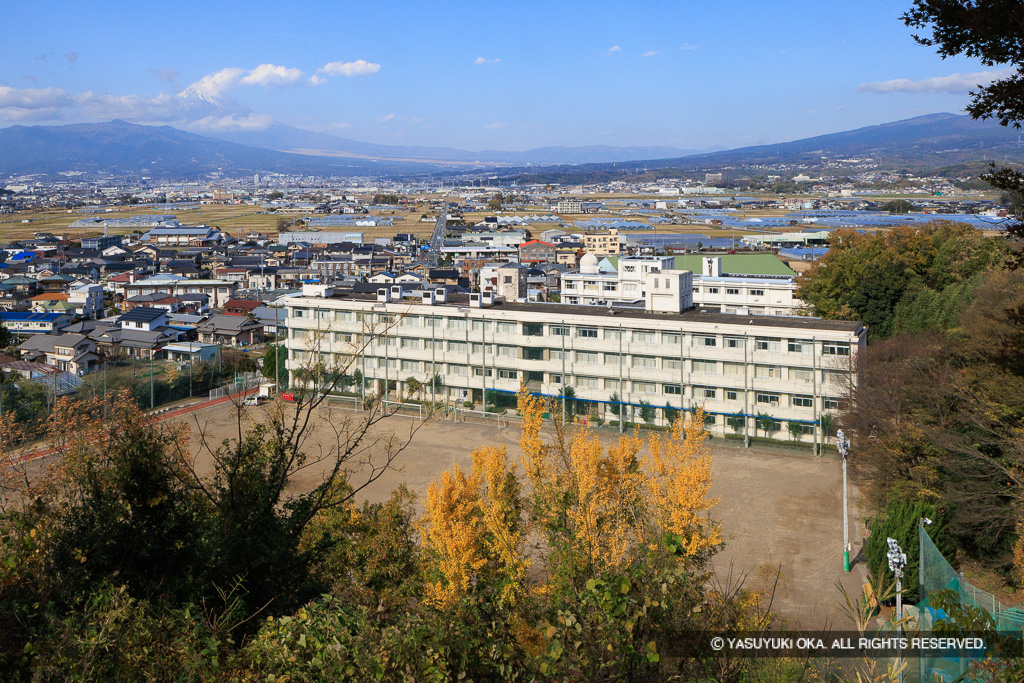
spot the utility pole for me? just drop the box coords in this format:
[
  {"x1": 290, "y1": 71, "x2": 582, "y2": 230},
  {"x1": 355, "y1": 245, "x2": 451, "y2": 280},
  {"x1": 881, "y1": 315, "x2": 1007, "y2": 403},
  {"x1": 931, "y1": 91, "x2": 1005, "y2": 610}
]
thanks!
[
  {"x1": 837, "y1": 429, "x2": 851, "y2": 572},
  {"x1": 150, "y1": 351, "x2": 155, "y2": 409}
]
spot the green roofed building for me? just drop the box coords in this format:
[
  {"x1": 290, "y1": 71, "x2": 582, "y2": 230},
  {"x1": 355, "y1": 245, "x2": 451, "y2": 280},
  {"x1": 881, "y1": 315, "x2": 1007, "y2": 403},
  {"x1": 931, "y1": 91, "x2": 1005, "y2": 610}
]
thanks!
[{"x1": 605, "y1": 253, "x2": 796, "y2": 278}]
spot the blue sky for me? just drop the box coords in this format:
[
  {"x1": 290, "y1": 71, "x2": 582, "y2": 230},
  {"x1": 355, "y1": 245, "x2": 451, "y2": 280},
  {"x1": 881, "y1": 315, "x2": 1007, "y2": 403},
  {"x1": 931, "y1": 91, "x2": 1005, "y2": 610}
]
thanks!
[{"x1": 0, "y1": 0, "x2": 1006, "y2": 152}]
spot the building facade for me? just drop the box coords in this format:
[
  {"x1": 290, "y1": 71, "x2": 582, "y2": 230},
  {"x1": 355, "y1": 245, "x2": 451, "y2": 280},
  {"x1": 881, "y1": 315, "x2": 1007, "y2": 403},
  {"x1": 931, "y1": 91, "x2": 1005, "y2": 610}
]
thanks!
[{"x1": 284, "y1": 287, "x2": 863, "y2": 445}]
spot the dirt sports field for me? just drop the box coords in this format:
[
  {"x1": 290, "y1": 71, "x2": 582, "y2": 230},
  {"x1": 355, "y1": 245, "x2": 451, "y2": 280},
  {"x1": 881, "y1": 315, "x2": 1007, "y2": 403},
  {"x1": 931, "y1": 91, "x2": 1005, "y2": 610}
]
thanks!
[{"x1": 176, "y1": 397, "x2": 870, "y2": 630}]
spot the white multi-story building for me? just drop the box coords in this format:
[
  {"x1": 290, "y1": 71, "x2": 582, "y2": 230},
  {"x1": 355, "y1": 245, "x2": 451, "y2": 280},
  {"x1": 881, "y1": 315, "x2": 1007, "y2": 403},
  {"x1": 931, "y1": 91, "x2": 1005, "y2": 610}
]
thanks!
[
  {"x1": 556, "y1": 198, "x2": 583, "y2": 214},
  {"x1": 561, "y1": 255, "x2": 804, "y2": 316},
  {"x1": 284, "y1": 284, "x2": 863, "y2": 446}
]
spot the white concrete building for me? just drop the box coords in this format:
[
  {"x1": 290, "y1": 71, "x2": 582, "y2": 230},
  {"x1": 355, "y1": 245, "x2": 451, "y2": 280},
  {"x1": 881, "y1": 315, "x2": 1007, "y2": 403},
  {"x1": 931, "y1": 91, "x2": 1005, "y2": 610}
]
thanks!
[
  {"x1": 561, "y1": 256, "x2": 805, "y2": 316},
  {"x1": 283, "y1": 285, "x2": 863, "y2": 446}
]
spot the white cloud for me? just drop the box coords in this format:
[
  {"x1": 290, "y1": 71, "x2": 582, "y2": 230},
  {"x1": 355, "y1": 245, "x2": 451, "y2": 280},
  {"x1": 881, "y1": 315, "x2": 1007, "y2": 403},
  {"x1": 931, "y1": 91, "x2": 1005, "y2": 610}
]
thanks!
[
  {"x1": 187, "y1": 113, "x2": 273, "y2": 131},
  {"x1": 0, "y1": 86, "x2": 74, "y2": 120},
  {"x1": 320, "y1": 59, "x2": 381, "y2": 77},
  {"x1": 182, "y1": 67, "x2": 246, "y2": 98},
  {"x1": 328, "y1": 121, "x2": 352, "y2": 130},
  {"x1": 606, "y1": 45, "x2": 621, "y2": 55},
  {"x1": 308, "y1": 75, "x2": 326, "y2": 86},
  {"x1": 483, "y1": 122, "x2": 508, "y2": 130},
  {"x1": 377, "y1": 113, "x2": 396, "y2": 123},
  {"x1": 474, "y1": 57, "x2": 500, "y2": 65},
  {"x1": 240, "y1": 63, "x2": 304, "y2": 87},
  {"x1": 642, "y1": 50, "x2": 658, "y2": 58},
  {"x1": 74, "y1": 91, "x2": 178, "y2": 121},
  {"x1": 679, "y1": 43, "x2": 698, "y2": 51},
  {"x1": 858, "y1": 68, "x2": 1014, "y2": 94}
]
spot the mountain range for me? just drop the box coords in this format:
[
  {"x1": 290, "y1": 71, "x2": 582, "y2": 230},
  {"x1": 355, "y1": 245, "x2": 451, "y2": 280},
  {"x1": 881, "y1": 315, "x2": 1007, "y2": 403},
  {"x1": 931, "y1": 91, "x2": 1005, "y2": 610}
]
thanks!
[{"x1": 0, "y1": 112, "x2": 1021, "y2": 180}]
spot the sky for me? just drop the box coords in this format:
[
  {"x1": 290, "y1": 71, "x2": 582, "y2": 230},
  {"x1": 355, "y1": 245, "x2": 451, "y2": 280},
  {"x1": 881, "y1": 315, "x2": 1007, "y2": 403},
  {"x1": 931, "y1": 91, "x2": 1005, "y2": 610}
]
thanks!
[{"x1": 0, "y1": 0, "x2": 1009, "y2": 152}]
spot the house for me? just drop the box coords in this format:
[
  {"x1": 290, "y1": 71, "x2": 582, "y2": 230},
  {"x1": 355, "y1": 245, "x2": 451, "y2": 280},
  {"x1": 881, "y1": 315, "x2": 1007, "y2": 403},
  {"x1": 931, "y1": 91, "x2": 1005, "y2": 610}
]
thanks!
[
  {"x1": 18, "y1": 333, "x2": 99, "y2": 375},
  {"x1": 0, "y1": 311, "x2": 72, "y2": 335},
  {"x1": 223, "y1": 298, "x2": 260, "y2": 316},
  {"x1": 518, "y1": 240, "x2": 557, "y2": 264},
  {"x1": 124, "y1": 293, "x2": 183, "y2": 313},
  {"x1": 117, "y1": 306, "x2": 169, "y2": 332},
  {"x1": 161, "y1": 342, "x2": 218, "y2": 364},
  {"x1": 252, "y1": 305, "x2": 287, "y2": 339},
  {"x1": 68, "y1": 284, "x2": 104, "y2": 319},
  {"x1": 196, "y1": 314, "x2": 265, "y2": 346}
]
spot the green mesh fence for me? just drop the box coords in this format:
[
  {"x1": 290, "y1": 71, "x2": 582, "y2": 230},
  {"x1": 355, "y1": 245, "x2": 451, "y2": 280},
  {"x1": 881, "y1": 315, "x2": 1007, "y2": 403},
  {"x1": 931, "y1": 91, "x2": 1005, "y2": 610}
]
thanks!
[{"x1": 914, "y1": 526, "x2": 1024, "y2": 681}]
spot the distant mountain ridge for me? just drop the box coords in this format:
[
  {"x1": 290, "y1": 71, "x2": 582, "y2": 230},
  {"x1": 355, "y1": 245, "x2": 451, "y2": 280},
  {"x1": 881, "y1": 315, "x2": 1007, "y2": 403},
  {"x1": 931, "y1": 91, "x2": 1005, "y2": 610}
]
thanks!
[
  {"x1": 0, "y1": 113, "x2": 1019, "y2": 179},
  {"x1": 503, "y1": 113, "x2": 1024, "y2": 180}
]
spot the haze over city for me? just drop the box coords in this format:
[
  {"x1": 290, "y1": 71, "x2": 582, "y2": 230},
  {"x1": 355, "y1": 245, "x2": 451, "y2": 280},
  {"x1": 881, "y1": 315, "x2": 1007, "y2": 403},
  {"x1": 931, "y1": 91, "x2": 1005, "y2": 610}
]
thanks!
[{"x1": 0, "y1": 0, "x2": 1009, "y2": 151}]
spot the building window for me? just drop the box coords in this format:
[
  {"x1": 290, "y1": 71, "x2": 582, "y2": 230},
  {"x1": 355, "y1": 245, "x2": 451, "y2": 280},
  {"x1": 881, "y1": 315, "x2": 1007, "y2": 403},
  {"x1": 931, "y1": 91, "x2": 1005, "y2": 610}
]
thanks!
[
  {"x1": 823, "y1": 342, "x2": 850, "y2": 356},
  {"x1": 792, "y1": 368, "x2": 813, "y2": 382},
  {"x1": 750, "y1": 289, "x2": 764, "y2": 297},
  {"x1": 523, "y1": 322, "x2": 544, "y2": 336},
  {"x1": 605, "y1": 328, "x2": 624, "y2": 341},
  {"x1": 756, "y1": 392, "x2": 781, "y2": 406},
  {"x1": 788, "y1": 339, "x2": 813, "y2": 354},
  {"x1": 692, "y1": 334, "x2": 717, "y2": 347},
  {"x1": 662, "y1": 332, "x2": 682, "y2": 345},
  {"x1": 498, "y1": 369, "x2": 518, "y2": 380},
  {"x1": 755, "y1": 365, "x2": 783, "y2": 378},
  {"x1": 293, "y1": 308, "x2": 305, "y2": 318},
  {"x1": 401, "y1": 360, "x2": 419, "y2": 371},
  {"x1": 723, "y1": 362, "x2": 744, "y2": 376},
  {"x1": 632, "y1": 355, "x2": 657, "y2": 369},
  {"x1": 632, "y1": 330, "x2": 656, "y2": 344},
  {"x1": 798, "y1": 423, "x2": 815, "y2": 435},
  {"x1": 664, "y1": 384, "x2": 682, "y2": 395},
  {"x1": 551, "y1": 324, "x2": 569, "y2": 336},
  {"x1": 824, "y1": 397, "x2": 846, "y2": 410},
  {"x1": 634, "y1": 381, "x2": 658, "y2": 394},
  {"x1": 400, "y1": 338, "x2": 420, "y2": 349},
  {"x1": 824, "y1": 370, "x2": 846, "y2": 384},
  {"x1": 725, "y1": 336, "x2": 744, "y2": 349},
  {"x1": 474, "y1": 367, "x2": 492, "y2": 377},
  {"x1": 578, "y1": 376, "x2": 599, "y2": 389},
  {"x1": 726, "y1": 390, "x2": 740, "y2": 401},
  {"x1": 576, "y1": 351, "x2": 599, "y2": 364},
  {"x1": 550, "y1": 373, "x2": 562, "y2": 384},
  {"x1": 448, "y1": 364, "x2": 468, "y2": 376},
  {"x1": 755, "y1": 337, "x2": 782, "y2": 352},
  {"x1": 792, "y1": 395, "x2": 813, "y2": 408},
  {"x1": 497, "y1": 321, "x2": 517, "y2": 334},
  {"x1": 708, "y1": 287, "x2": 719, "y2": 294},
  {"x1": 662, "y1": 358, "x2": 682, "y2": 370},
  {"x1": 692, "y1": 359, "x2": 717, "y2": 374},
  {"x1": 550, "y1": 349, "x2": 566, "y2": 361},
  {"x1": 726, "y1": 288, "x2": 740, "y2": 295},
  {"x1": 577, "y1": 327, "x2": 598, "y2": 339},
  {"x1": 497, "y1": 345, "x2": 517, "y2": 358},
  {"x1": 448, "y1": 341, "x2": 468, "y2": 354},
  {"x1": 449, "y1": 318, "x2": 467, "y2": 331},
  {"x1": 696, "y1": 386, "x2": 717, "y2": 399}
]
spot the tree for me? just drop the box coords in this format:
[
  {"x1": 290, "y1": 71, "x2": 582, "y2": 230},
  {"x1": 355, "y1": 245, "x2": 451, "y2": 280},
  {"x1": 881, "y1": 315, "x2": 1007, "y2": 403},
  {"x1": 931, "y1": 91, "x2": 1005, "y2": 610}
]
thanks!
[
  {"x1": 756, "y1": 412, "x2": 778, "y2": 439},
  {"x1": 787, "y1": 420, "x2": 804, "y2": 442},
  {"x1": 0, "y1": 321, "x2": 11, "y2": 349},
  {"x1": 267, "y1": 191, "x2": 284, "y2": 201},
  {"x1": 486, "y1": 193, "x2": 503, "y2": 211},
  {"x1": 404, "y1": 377, "x2": 422, "y2": 400},
  {"x1": 261, "y1": 345, "x2": 287, "y2": 383},
  {"x1": 638, "y1": 400, "x2": 655, "y2": 425},
  {"x1": 902, "y1": 2, "x2": 1024, "y2": 265}
]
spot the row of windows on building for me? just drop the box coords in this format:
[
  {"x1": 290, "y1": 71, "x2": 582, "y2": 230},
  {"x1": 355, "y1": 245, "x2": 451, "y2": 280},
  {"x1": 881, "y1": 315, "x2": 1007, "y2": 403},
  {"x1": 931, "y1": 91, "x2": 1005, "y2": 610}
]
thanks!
[
  {"x1": 289, "y1": 350, "x2": 845, "y2": 408},
  {"x1": 693, "y1": 286, "x2": 768, "y2": 296},
  {"x1": 290, "y1": 313, "x2": 851, "y2": 356},
  {"x1": 290, "y1": 334, "x2": 848, "y2": 382}
]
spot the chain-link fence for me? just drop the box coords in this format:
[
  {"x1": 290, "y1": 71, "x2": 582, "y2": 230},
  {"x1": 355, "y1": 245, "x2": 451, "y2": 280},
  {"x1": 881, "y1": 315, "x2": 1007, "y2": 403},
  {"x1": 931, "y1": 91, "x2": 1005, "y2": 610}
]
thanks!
[{"x1": 915, "y1": 526, "x2": 1024, "y2": 681}]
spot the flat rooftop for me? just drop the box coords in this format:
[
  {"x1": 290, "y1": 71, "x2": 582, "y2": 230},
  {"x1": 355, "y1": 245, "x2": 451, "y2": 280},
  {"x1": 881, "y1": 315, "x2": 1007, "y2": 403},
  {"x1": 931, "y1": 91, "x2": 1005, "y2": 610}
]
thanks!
[{"x1": 291, "y1": 290, "x2": 865, "y2": 334}]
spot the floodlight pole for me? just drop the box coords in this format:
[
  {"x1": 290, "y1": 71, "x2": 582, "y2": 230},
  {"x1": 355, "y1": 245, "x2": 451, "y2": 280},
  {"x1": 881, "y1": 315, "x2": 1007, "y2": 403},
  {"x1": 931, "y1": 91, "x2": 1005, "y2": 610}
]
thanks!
[
  {"x1": 838, "y1": 429, "x2": 851, "y2": 572},
  {"x1": 887, "y1": 537, "x2": 907, "y2": 683}
]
